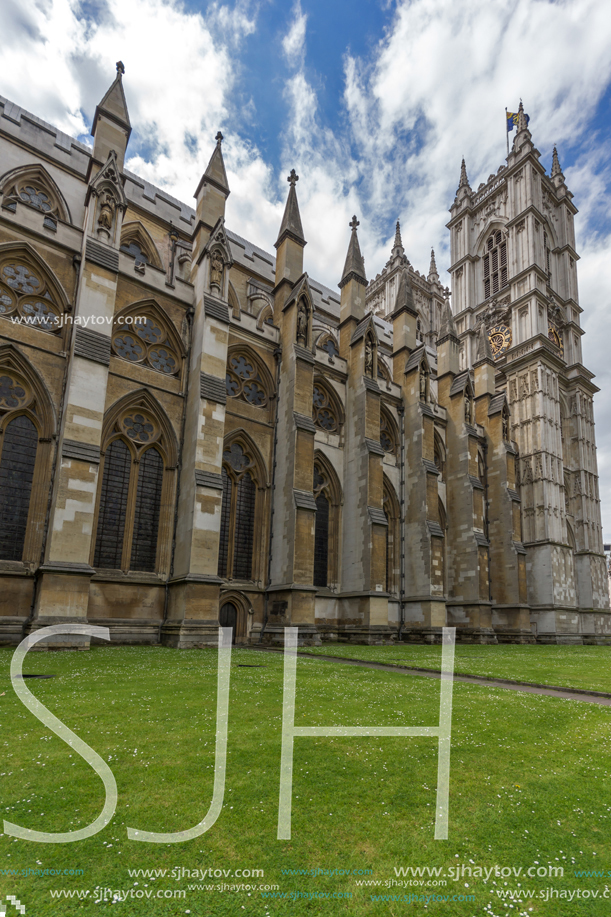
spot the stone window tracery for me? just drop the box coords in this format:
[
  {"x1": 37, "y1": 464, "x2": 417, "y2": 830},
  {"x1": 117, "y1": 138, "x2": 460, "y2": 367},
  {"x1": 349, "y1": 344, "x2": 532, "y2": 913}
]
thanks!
[
  {"x1": 312, "y1": 382, "x2": 339, "y2": 433},
  {"x1": 218, "y1": 441, "x2": 260, "y2": 581},
  {"x1": 0, "y1": 370, "x2": 39, "y2": 562},
  {"x1": 483, "y1": 230, "x2": 508, "y2": 300},
  {"x1": 112, "y1": 311, "x2": 180, "y2": 376},
  {"x1": 380, "y1": 407, "x2": 396, "y2": 455},
  {"x1": 0, "y1": 258, "x2": 63, "y2": 333},
  {"x1": 225, "y1": 352, "x2": 269, "y2": 407},
  {"x1": 93, "y1": 403, "x2": 171, "y2": 574},
  {"x1": 1, "y1": 169, "x2": 66, "y2": 231}
]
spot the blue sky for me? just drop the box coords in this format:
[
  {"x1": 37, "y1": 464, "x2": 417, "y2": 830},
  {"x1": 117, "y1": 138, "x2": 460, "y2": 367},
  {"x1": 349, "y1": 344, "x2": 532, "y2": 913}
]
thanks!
[{"x1": 1, "y1": 0, "x2": 611, "y2": 531}]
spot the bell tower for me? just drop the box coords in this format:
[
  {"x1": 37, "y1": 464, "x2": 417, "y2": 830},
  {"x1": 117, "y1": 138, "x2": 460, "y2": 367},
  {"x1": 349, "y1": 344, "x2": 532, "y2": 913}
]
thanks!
[{"x1": 448, "y1": 103, "x2": 609, "y2": 643}]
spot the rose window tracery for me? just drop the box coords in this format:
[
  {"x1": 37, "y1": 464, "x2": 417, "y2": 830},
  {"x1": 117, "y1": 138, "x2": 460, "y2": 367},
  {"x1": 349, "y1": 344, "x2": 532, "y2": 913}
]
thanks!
[
  {"x1": 0, "y1": 374, "x2": 28, "y2": 410},
  {"x1": 112, "y1": 312, "x2": 180, "y2": 375},
  {"x1": 225, "y1": 353, "x2": 268, "y2": 407},
  {"x1": 2, "y1": 176, "x2": 61, "y2": 230},
  {"x1": 0, "y1": 260, "x2": 62, "y2": 333},
  {"x1": 312, "y1": 384, "x2": 338, "y2": 432},
  {"x1": 121, "y1": 412, "x2": 157, "y2": 444}
]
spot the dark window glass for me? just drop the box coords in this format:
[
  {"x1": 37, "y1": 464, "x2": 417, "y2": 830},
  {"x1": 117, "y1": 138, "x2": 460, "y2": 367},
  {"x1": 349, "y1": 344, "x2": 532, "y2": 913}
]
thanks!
[
  {"x1": 384, "y1": 508, "x2": 390, "y2": 593},
  {"x1": 233, "y1": 472, "x2": 255, "y2": 579},
  {"x1": 313, "y1": 491, "x2": 329, "y2": 587},
  {"x1": 0, "y1": 415, "x2": 37, "y2": 561},
  {"x1": 94, "y1": 439, "x2": 131, "y2": 569},
  {"x1": 130, "y1": 447, "x2": 163, "y2": 572},
  {"x1": 218, "y1": 467, "x2": 232, "y2": 578}
]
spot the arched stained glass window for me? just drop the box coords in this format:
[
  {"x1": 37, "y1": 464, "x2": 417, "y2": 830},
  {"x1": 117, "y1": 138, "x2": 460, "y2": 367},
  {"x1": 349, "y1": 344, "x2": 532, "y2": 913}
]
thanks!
[
  {"x1": 0, "y1": 415, "x2": 38, "y2": 560},
  {"x1": 314, "y1": 491, "x2": 330, "y2": 587},
  {"x1": 93, "y1": 404, "x2": 171, "y2": 574},
  {"x1": 217, "y1": 443, "x2": 259, "y2": 581},
  {"x1": 130, "y1": 447, "x2": 164, "y2": 572},
  {"x1": 93, "y1": 439, "x2": 131, "y2": 570}
]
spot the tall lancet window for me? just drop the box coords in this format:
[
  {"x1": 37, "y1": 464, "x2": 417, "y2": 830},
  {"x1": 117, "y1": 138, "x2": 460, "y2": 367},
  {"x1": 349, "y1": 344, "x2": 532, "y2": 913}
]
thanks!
[
  {"x1": 0, "y1": 413, "x2": 38, "y2": 560},
  {"x1": 313, "y1": 463, "x2": 330, "y2": 588},
  {"x1": 218, "y1": 442, "x2": 258, "y2": 581},
  {"x1": 93, "y1": 402, "x2": 173, "y2": 573},
  {"x1": 483, "y1": 230, "x2": 508, "y2": 299}
]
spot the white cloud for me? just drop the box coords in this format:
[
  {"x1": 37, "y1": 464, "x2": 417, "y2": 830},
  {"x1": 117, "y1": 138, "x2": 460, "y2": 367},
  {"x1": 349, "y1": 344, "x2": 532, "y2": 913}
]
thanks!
[
  {"x1": 1, "y1": 0, "x2": 611, "y2": 527},
  {"x1": 282, "y1": 2, "x2": 307, "y2": 69}
]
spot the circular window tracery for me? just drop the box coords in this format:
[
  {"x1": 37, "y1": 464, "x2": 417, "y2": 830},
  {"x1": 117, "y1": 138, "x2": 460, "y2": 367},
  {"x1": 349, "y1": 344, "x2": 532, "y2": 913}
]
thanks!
[
  {"x1": 112, "y1": 311, "x2": 180, "y2": 376},
  {"x1": 225, "y1": 352, "x2": 268, "y2": 408},
  {"x1": 312, "y1": 384, "x2": 338, "y2": 433},
  {"x1": 120, "y1": 411, "x2": 158, "y2": 444},
  {"x1": 0, "y1": 374, "x2": 29, "y2": 411},
  {"x1": 0, "y1": 261, "x2": 62, "y2": 333}
]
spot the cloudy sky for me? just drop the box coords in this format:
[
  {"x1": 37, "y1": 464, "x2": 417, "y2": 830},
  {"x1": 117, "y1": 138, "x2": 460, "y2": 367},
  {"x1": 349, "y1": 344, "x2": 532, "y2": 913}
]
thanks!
[{"x1": 1, "y1": 0, "x2": 610, "y2": 531}]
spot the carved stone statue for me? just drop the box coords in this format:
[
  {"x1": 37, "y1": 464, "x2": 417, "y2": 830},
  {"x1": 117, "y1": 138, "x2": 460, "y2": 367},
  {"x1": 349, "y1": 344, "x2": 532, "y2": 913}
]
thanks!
[
  {"x1": 97, "y1": 191, "x2": 115, "y2": 235},
  {"x1": 419, "y1": 364, "x2": 428, "y2": 402},
  {"x1": 464, "y1": 394, "x2": 473, "y2": 424},
  {"x1": 210, "y1": 250, "x2": 224, "y2": 289},
  {"x1": 502, "y1": 408, "x2": 510, "y2": 442},
  {"x1": 296, "y1": 303, "x2": 307, "y2": 344},
  {"x1": 365, "y1": 337, "x2": 374, "y2": 376}
]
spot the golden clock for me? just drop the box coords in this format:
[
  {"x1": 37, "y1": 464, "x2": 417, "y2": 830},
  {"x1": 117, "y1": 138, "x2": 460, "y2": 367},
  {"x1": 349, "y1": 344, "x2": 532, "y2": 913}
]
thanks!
[
  {"x1": 548, "y1": 325, "x2": 564, "y2": 355},
  {"x1": 488, "y1": 324, "x2": 512, "y2": 359}
]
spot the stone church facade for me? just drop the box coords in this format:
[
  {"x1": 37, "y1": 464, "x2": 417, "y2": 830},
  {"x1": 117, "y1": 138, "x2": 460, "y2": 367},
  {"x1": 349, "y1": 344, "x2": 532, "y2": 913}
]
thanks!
[{"x1": 0, "y1": 67, "x2": 607, "y2": 648}]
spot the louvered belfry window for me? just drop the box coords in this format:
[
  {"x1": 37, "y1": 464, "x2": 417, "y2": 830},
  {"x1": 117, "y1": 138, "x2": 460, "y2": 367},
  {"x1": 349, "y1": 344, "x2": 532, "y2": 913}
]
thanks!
[
  {"x1": 483, "y1": 231, "x2": 508, "y2": 300},
  {"x1": 93, "y1": 408, "x2": 168, "y2": 573},
  {"x1": 0, "y1": 415, "x2": 38, "y2": 561},
  {"x1": 217, "y1": 443, "x2": 258, "y2": 581}
]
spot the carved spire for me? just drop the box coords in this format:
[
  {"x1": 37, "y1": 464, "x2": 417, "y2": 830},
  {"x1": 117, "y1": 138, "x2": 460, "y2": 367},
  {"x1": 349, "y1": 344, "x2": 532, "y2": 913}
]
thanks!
[
  {"x1": 458, "y1": 157, "x2": 470, "y2": 190},
  {"x1": 551, "y1": 145, "x2": 563, "y2": 178},
  {"x1": 392, "y1": 267, "x2": 415, "y2": 316},
  {"x1": 93, "y1": 63, "x2": 131, "y2": 136},
  {"x1": 476, "y1": 320, "x2": 493, "y2": 362},
  {"x1": 439, "y1": 301, "x2": 457, "y2": 339},
  {"x1": 275, "y1": 169, "x2": 306, "y2": 249},
  {"x1": 91, "y1": 63, "x2": 131, "y2": 168},
  {"x1": 516, "y1": 100, "x2": 529, "y2": 134},
  {"x1": 201, "y1": 131, "x2": 230, "y2": 196},
  {"x1": 339, "y1": 215, "x2": 367, "y2": 288},
  {"x1": 428, "y1": 247, "x2": 439, "y2": 282}
]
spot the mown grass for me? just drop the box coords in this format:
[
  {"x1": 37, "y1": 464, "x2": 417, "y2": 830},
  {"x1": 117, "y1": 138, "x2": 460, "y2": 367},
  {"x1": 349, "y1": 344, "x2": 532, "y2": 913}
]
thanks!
[
  {"x1": 301, "y1": 643, "x2": 611, "y2": 693},
  {"x1": 0, "y1": 644, "x2": 611, "y2": 917}
]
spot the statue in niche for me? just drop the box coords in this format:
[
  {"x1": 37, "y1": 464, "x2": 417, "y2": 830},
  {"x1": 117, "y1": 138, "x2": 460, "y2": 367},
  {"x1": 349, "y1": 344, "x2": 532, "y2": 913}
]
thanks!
[
  {"x1": 365, "y1": 337, "x2": 374, "y2": 376},
  {"x1": 464, "y1": 394, "x2": 473, "y2": 424},
  {"x1": 97, "y1": 190, "x2": 116, "y2": 236},
  {"x1": 502, "y1": 408, "x2": 510, "y2": 441},
  {"x1": 210, "y1": 250, "x2": 224, "y2": 290},
  {"x1": 296, "y1": 303, "x2": 308, "y2": 344},
  {"x1": 419, "y1": 363, "x2": 428, "y2": 402}
]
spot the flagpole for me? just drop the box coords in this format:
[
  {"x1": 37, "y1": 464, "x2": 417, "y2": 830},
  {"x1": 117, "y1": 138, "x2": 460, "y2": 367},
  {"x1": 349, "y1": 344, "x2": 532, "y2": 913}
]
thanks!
[{"x1": 505, "y1": 108, "x2": 509, "y2": 158}]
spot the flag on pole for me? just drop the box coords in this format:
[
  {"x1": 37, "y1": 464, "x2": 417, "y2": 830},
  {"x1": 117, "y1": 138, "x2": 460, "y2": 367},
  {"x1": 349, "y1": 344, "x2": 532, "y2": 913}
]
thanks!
[{"x1": 506, "y1": 110, "x2": 530, "y2": 132}]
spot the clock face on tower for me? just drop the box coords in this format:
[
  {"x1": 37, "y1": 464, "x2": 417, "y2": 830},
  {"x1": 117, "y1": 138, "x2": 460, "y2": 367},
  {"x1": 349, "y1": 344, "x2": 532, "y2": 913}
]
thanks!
[
  {"x1": 548, "y1": 325, "x2": 564, "y2": 355},
  {"x1": 488, "y1": 324, "x2": 512, "y2": 359}
]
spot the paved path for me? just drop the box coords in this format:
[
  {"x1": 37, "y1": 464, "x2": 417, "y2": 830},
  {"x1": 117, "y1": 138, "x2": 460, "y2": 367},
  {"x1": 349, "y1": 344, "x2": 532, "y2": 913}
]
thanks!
[{"x1": 251, "y1": 646, "x2": 611, "y2": 707}]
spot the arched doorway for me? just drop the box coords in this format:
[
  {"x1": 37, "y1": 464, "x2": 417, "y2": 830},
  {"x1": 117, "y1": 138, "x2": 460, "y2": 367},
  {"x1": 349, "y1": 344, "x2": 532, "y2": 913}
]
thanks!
[{"x1": 219, "y1": 602, "x2": 238, "y2": 643}]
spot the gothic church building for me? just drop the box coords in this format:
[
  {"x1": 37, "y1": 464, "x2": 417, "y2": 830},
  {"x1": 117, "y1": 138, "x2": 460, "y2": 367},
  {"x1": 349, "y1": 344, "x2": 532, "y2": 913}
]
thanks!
[{"x1": 0, "y1": 67, "x2": 608, "y2": 648}]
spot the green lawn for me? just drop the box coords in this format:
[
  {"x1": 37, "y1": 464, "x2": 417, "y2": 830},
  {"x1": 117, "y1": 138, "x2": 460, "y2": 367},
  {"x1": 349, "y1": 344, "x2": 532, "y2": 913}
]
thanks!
[
  {"x1": 301, "y1": 643, "x2": 611, "y2": 693},
  {"x1": 1, "y1": 644, "x2": 611, "y2": 916}
]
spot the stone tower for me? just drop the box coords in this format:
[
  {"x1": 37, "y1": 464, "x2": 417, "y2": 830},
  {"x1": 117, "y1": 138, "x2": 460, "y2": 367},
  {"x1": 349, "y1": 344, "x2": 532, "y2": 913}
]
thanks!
[{"x1": 447, "y1": 103, "x2": 609, "y2": 642}]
